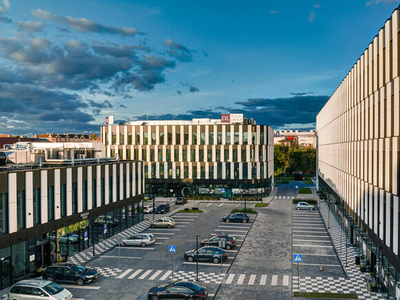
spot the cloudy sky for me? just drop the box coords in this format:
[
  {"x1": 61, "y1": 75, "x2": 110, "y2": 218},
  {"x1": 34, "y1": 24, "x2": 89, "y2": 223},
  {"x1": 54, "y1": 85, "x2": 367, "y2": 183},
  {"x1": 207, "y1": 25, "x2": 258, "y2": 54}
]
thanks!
[{"x1": 0, "y1": 0, "x2": 398, "y2": 136}]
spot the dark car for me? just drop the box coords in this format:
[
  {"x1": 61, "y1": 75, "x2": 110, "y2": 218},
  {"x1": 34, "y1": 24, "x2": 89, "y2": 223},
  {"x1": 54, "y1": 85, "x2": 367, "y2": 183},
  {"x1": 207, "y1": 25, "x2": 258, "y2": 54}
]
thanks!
[
  {"x1": 42, "y1": 263, "x2": 99, "y2": 286},
  {"x1": 222, "y1": 213, "x2": 250, "y2": 223},
  {"x1": 175, "y1": 197, "x2": 188, "y2": 205},
  {"x1": 184, "y1": 246, "x2": 228, "y2": 264},
  {"x1": 156, "y1": 204, "x2": 170, "y2": 214},
  {"x1": 200, "y1": 234, "x2": 237, "y2": 250},
  {"x1": 148, "y1": 281, "x2": 208, "y2": 300}
]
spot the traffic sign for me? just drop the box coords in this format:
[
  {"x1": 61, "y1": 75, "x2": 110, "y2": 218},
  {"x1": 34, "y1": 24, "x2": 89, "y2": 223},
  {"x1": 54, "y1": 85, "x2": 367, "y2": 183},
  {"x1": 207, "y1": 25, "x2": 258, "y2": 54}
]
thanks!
[
  {"x1": 169, "y1": 245, "x2": 176, "y2": 253},
  {"x1": 294, "y1": 254, "x2": 302, "y2": 262},
  {"x1": 104, "y1": 223, "x2": 107, "y2": 234}
]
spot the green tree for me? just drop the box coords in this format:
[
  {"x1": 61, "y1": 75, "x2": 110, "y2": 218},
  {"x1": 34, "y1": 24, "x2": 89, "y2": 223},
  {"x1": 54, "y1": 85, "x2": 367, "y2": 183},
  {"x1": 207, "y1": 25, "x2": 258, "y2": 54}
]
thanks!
[
  {"x1": 89, "y1": 133, "x2": 97, "y2": 141},
  {"x1": 274, "y1": 144, "x2": 289, "y2": 176},
  {"x1": 275, "y1": 144, "x2": 316, "y2": 176}
]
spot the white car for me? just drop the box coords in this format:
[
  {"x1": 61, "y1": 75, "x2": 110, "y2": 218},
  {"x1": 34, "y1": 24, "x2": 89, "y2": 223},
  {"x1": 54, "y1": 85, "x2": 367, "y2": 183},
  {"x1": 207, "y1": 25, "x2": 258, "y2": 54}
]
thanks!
[
  {"x1": 120, "y1": 233, "x2": 155, "y2": 247},
  {"x1": 8, "y1": 279, "x2": 73, "y2": 300},
  {"x1": 295, "y1": 202, "x2": 316, "y2": 210},
  {"x1": 143, "y1": 206, "x2": 154, "y2": 214}
]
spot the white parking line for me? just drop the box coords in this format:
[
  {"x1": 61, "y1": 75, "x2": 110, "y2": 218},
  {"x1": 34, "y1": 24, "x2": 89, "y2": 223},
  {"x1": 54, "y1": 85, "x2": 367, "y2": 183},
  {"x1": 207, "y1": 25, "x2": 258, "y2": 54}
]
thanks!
[
  {"x1": 219, "y1": 203, "x2": 224, "y2": 207},
  {"x1": 148, "y1": 228, "x2": 181, "y2": 231},
  {"x1": 226, "y1": 274, "x2": 235, "y2": 284},
  {"x1": 213, "y1": 233, "x2": 246, "y2": 237},
  {"x1": 293, "y1": 244, "x2": 333, "y2": 248},
  {"x1": 207, "y1": 203, "x2": 213, "y2": 207},
  {"x1": 149, "y1": 270, "x2": 163, "y2": 280},
  {"x1": 155, "y1": 237, "x2": 170, "y2": 239},
  {"x1": 177, "y1": 222, "x2": 191, "y2": 224},
  {"x1": 293, "y1": 239, "x2": 331, "y2": 243},
  {"x1": 101, "y1": 256, "x2": 142, "y2": 259},
  {"x1": 283, "y1": 275, "x2": 289, "y2": 286},
  {"x1": 236, "y1": 204, "x2": 240, "y2": 207},
  {"x1": 292, "y1": 234, "x2": 327, "y2": 238},
  {"x1": 237, "y1": 274, "x2": 245, "y2": 284},
  {"x1": 117, "y1": 269, "x2": 133, "y2": 279},
  {"x1": 294, "y1": 263, "x2": 341, "y2": 267},
  {"x1": 218, "y1": 226, "x2": 251, "y2": 229},
  {"x1": 128, "y1": 269, "x2": 142, "y2": 279},
  {"x1": 260, "y1": 275, "x2": 267, "y2": 286},
  {"x1": 173, "y1": 217, "x2": 196, "y2": 220},
  {"x1": 155, "y1": 242, "x2": 163, "y2": 244},
  {"x1": 303, "y1": 254, "x2": 337, "y2": 256},
  {"x1": 149, "y1": 232, "x2": 175, "y2": 235},
  {"x1": 159, "y1": 270, "x2": 172, "y2": 281},
  {"x1": 117, "y1": 247, "x2": 155, "y2": 250},
  {"x1": 183, "y1": 262, "x2": 230, "y2": 267},
  {"x1": 215, "y1": 229, "x2": 248, "y2": 233},
  {"x1": 175, "y1": 225, "x2": 186, "y2": 227},
  {"x1": 248, "y1": 274, "x2": 256, "y2": 285},
  {"x1": 271, "y1": 275, "x2": 278, "y2": 286},
  {"x1": 62, "y1": 285, "x2": 101, "y2": 290},
  {"x1": 139, "y1": 270, "x2": 153, "y2": 279}
]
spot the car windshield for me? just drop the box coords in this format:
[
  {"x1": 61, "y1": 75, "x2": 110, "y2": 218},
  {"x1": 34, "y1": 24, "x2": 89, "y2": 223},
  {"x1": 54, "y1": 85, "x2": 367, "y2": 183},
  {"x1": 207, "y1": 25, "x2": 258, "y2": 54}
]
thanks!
[
  {"x1": 158, "y1": 205, "x2": 165, "y2": 209},
  {"x1": 42, "y1": 282, "x2": 64, "y2": 295},
  {"x1": 72, "y1": 265, "x2": 86, "y2": 273}
]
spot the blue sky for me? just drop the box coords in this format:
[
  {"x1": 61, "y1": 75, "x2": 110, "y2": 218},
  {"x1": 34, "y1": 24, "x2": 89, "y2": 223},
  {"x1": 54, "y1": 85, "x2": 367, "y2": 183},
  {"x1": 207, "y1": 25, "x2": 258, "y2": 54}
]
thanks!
[{"x1": 0, "y1": 0, "x2": 398, "y2": 135}]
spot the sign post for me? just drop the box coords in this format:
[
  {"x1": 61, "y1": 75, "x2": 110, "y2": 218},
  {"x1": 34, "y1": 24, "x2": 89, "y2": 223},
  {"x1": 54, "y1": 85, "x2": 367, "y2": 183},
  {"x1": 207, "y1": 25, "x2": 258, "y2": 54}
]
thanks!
[
  {"x1": 169, "y1": 245, "x2": 176, "y2": 281},
  {"x1": 294, "y1": 254, "x2": 302, "y2": 292}
]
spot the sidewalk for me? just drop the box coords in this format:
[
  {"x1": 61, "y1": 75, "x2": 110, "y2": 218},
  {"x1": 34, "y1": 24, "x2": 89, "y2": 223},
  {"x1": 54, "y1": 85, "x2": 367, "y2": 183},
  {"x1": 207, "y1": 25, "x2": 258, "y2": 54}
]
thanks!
[{"x1": 302, "y1": 190, "x2": 384, "y2": 300}]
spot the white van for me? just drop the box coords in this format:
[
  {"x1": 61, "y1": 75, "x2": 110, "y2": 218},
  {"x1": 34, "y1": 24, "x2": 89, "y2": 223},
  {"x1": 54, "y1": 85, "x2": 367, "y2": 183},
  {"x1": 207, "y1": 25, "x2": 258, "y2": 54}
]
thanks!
[{"x1": 8, "y1": 279, "x2": 73, "y2": 300}]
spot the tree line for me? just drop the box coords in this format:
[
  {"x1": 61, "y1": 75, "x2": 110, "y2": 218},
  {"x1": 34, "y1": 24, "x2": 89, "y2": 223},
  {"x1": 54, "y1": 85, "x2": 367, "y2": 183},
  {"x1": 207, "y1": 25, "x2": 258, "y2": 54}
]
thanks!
[{"x1": 274, "y1": 144, "x2": 316, "y2": 176}]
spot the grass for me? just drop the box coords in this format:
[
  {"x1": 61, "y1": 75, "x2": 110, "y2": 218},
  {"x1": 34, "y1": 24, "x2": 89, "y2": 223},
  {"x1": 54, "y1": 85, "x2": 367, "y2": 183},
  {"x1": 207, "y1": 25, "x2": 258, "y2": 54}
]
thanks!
[
  {"x1": 231, "y1": 208, "x2": 257, "y2": 214},
  {"x1": 293, "y1": 199, "x2": 318, "y2": 204},
  {"x1": 303, "y1": 178, "x2": 314, "y2": 185},
  {"x1": 293, "y1": 292, "x2": 358, "y2": 299},
  {"x1": 255, "y1": 203, "x2": 268, "y2": 207},
  {"x1": 275, "y1": 180, "x2": 289, "y2": 184},
  {"x1": 178, "y1": 209, "x2": 203, "y2": 213},
  {"x1": 299, "y1": 187, "x2": 312, "y2": 194}
]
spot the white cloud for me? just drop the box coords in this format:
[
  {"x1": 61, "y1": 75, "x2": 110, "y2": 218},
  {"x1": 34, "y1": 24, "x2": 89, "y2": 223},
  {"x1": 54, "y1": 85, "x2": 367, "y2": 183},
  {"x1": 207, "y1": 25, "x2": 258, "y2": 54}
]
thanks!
[
  {"x1": 0, "y1": 0, "x2": 10, "y2": 14},
  {"x1": 308, "y1": 10, "x2": 316, "y2": 23},
  {"x1": 270, "y1": 10, "x2": 279, "y2": 14},
  {"x1": 366, "y1": 0, "x2": 398, "y2": 5},
  {"x1": 314, "y1": 3, "x2": 321, "y2": 8}
]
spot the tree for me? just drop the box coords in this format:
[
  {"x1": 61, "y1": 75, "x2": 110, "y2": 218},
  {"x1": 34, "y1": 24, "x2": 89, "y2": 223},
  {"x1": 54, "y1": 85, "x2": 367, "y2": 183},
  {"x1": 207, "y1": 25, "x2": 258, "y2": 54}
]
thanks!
[
  {"x1": 89, "y1": 133, "x2": 97, "y2": 141},
  {"x1": 274, "y1": 144, "x2": 289, "y2": 176},
  {"x1": 275, "y1": 144, "x2": 316, "y2": 176}
]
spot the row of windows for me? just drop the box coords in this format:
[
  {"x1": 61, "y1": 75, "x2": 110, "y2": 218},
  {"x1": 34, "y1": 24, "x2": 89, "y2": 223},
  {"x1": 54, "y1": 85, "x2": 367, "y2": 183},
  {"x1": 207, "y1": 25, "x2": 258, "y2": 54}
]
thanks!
[
  {"x1": 105, "y1": 127, "x2": 266, "y2": 146},
  {"x1": 111, "y1": 146, "x2": 267, "y2": 163}
]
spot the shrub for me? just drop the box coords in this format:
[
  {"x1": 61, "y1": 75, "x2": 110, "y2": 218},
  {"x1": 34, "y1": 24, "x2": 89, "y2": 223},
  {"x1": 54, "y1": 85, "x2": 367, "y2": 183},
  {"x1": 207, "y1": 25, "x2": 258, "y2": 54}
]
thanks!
[
  {"x1": 299, "y1": 188, "x2": 312, "y2": 194},
  {"x1": 255, "y1": 203, "x2": 268, "y2": 207},
  {"x1": 231, "y1": 208, "x2": 257, "y2": 214}
]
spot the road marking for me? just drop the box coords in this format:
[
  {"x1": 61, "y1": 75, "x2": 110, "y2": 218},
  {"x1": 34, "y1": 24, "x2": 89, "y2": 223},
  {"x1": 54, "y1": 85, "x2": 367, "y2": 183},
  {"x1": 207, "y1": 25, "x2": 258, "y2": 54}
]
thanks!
[
  {"x1": 155, "y1": 242, "x2": 163, "y2": 244},
  {"x1": 271, "y1": 275, "x2": 278, "y2": 286},
  {"x1": 292, "y1": 234, "x2": 327, "y2": 238},
  {"x1": 173, "y1": 217, "x2": 196, "y2": 220},
  {"x1": 236, "y1": 204, "x2": 240, "y2": 207},
  {"x1": 219, "y1": 203, "x2": 224, "y2": 207},
  {"x1": 294, "y1": 263, "x2": 341, "y2": 267},
  {"x1": 283, "y1": 275, "x2": 289, "y2": 286},
  {"x1": 159, "y1": 270, "x2": 172, "y2": 281},
  {"x1": 139, "y1": 269, "x2": 153, "y2": 279},
  {"x1": 155, "y1": 237, "x2": 170, "y2": 239},
  {"x1": 293, "y1": 226, "x2": 326, "y2": 229},
  {"x1": 207, "y1": 203, "x2": 213, "y2": 207},
  {"x1": 117, "y1": 247, "x2": 155, "y2": 250},
  {"x1": 293, "y1": 244, "x2": 333, "y2": 248},
  {"x1": 183, "y1": 262, "x2": 230, "y2": 267},
  {"x1": 149, "y1": 270, "x2": 163, "y2": 280},
  {"x1": 215, "y1": 229, "x2": 248, "y2": 233},
  {"x1": 227, "y1": 249, "x2": 239, "y2": 253},
  {"x1": 226, "y1": 274, "x2": 235, "y2": 284},
  {"x1": 62, "y1": 285, "x2": 101, "y2": 290},
  {"x1": 177, "y1": 222, "x2": 191, "y2": 224},
  {"x1": 248, "y1": 274, "x2": 256, "y2": 285},
  {"x1": 117, "y1": 269, "x2": 133, "y2": 279},
  {"x1": 260, "y1": 275, "x2": 267, "y2": 286},
  {"x1": 302, "y1": 254, "x2": 337, "y2": 256},
  {"x1": 218, "y1": 226, "x2": 251, "y2": 229},
  {"x1": 213, "y1": 233, "x2": 246, "y2": 237},
  {"x1": 293, "y1": 231, "x2": 326, "y2": 233},
  {"x1": 128, "y1": 269, "x2": 143, "y2": 279},
  {"x1": 148, "y1": 232, "x2": 175, "y2": 235},
  {"x1": 293, "y1": 239, "x2": 331, "y2": 243},
  {"x1": 175, "y1": 225, "x2": 186, "y2": 227},
  {"x1": 101, "y1": 256, "x2": 142, "y2": 259},
  {"x1": 237, "y1": 274, "x2": 245, "y2": 284},
  {"x1": 148, "y1": 228, "x2": 181, "y2": 231}
]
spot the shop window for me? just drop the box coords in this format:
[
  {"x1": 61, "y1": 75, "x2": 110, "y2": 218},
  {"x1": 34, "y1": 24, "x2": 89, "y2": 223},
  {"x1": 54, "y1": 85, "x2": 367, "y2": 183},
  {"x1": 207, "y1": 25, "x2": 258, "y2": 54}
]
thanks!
[
  {"x1": 0, "y1": 193, "x2": 8, "y2": 234},
  {"x1": 209, "y1": 165, "x2": 214, "y2": 179},
  {"x1": 160, "y1": 163, "x2": 164, "y2": 178},
  {"x1": 12, "y1": 241, "x2": 27, "y2": 278}
]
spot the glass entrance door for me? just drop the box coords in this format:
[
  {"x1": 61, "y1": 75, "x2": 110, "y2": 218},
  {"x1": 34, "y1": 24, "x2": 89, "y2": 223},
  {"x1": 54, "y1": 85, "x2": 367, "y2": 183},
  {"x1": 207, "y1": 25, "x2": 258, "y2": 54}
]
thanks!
[{"x1": 0, "y1": 257, "x2": 11, "y2": 289}]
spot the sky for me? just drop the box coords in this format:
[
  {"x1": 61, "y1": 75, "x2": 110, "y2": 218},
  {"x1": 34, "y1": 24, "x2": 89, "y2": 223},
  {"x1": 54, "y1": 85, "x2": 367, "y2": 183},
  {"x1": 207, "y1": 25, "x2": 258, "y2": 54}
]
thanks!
[{"x1": 0, "y1": 0, "x2": 399, "y2": 136}]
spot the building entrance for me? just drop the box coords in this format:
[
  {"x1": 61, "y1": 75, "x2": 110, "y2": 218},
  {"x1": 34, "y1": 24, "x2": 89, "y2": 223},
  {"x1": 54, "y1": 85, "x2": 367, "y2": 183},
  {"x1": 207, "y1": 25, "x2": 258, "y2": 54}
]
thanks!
[{"x1": 0, "y1": 257, "x2": 11, "y2": 290}]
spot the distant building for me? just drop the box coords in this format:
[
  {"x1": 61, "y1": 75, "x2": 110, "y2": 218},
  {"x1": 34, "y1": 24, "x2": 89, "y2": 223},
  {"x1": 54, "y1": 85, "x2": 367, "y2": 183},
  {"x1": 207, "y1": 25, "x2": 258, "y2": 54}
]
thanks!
[
  {"x1": 273, "y1": 130, "x2": 316, "y2": 148},
  {"x1": 34, "y1": 133, "x2": 91, "y2": 143}
]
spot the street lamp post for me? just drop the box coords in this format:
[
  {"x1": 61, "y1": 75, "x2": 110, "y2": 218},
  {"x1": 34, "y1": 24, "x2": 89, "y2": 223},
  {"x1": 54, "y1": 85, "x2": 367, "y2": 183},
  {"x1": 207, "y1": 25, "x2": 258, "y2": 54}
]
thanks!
[{"x1": 152, "y1": 185, "x2": 155, "y2": 221}]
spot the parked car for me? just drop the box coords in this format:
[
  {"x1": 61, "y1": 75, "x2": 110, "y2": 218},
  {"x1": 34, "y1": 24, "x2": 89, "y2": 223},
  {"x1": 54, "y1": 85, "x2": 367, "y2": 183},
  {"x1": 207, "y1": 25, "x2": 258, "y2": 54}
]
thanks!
[
  {"x1": 200, "y1": 234, "x2": 237, "y2": 250},
  {"x1": 295, "y1": 201, "x2": 316, "y2": 210},
  {"x1": 150, "y1": 218, "x2": 175, "y2": 228},
  {"x1": 222, "y1": 213, "x2": 250, "y2": 223},
  {"x1": 120, "y1": 233, "x2": 155, "y2": 247},
  {"x1": 8, "y1": 279, "x2": 73, "y2": 300},
  {"x1": 184, "y1": 246, "x2": 228, "y2": 264},
  {"x1": 58, "y1": 233, "x2": 80, "y2": 244},
  {"x1": 94, "y1": 215, "x2": 119, "y2": 227},
  {"x1": 175, "y1": 197, "x2": 188, "y2": 205},
  {"x1": 143, "y1": 206, "x2": 154, "y2": 214},
  {"x1": 155, "y1": 204, "x2": 170, "y2": 214},
  {"x1": 42, "y1": 263, "x2": 99, "y2": 286},
  {"x1": 148, "y1": 281, "x2": 208, "y2": 300}
]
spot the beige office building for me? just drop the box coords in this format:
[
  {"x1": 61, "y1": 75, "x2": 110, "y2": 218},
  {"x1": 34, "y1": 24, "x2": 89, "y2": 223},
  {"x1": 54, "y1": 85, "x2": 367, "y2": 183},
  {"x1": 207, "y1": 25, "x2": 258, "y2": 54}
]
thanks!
[{"x1": 317, "y1": 6, "x2": 400, "y2": 297}]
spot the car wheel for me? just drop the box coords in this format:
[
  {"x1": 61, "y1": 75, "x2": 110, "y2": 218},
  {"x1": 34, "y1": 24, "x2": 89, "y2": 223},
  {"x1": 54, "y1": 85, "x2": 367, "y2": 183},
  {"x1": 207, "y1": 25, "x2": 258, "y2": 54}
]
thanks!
[
  {"x1": 297, "y1": 207, "x2": 300, "y2": 210},
  {"x1": 77, "y1": 278, "x2": 84, "y2": 286},
  {"x1": 187, "y1": 256, "x2": 194, "y2": 262},
  {"x1": 120, "y1": 242, "x2": 126, "y2": 247},
  {"x1": 151, "y1": 296, "x2": 160, "y2": 300},
  {"x1": 167, "y1": 224, "x2": 172, "y2": 229},
  {"x1": 141, "y1": 242, "x2": 146, "y2": 247},
  {"x1": 226, "y1": 244, "x2": 232, "y2": 250},
  {"x1": 311, "y1": 207, "x2": 314, "y2": 210},
  {"x1": 213, "y1": 257, "x2": 220, "y2": 264},
  {"x1": 46, "y1": 276, "x2": 54, "y2": 282},
  {"x1": 226, "y1": 219, "x2": 230, "y2": 223},
  {"x1": 242, "y1": 219, "x2": 248, "y2": 223}
]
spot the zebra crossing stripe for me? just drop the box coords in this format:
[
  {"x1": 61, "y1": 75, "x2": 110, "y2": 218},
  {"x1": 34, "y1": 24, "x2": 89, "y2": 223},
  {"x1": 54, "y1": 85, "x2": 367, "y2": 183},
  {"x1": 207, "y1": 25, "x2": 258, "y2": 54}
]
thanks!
[
  {"x1": 207, "y1": 203, "x2": 213, "y2": 207},
  {"x1": 117, "y1": 269, "x2": 133, "y2": 279},
  {"x1": 248, "y1": 275, "x2": 256, "y2": 285},
  {"x1": 237, "y1": 274, "x2": 245, "y2": 285},
  {"x1": 271, "y1": 275, "x2": 278, "y2": 286},
  {"x1": 149, "y1": 270, "x2": 163, "y2": 280},
  {"x1": 139, "y1": 270, "x2": 153, "y2": 279},
  {"x1": 219, "y1": 203, "x2": 224, "y2": 207},
  {"x1": 260, "y1": 275, "x2": 267, "y2": 286},
  {"x1": 226, "y1": 274, "x2": 235, "y2": 284},
  {"x1": 159, "y1": 270, "x2": 172, "y2": 281},
  {"x1": 128, "y1": 269, "x2": 142, "y2": 279},
  {"x1": 283, "y1": 275, "x2": 289, "y2": 286}
]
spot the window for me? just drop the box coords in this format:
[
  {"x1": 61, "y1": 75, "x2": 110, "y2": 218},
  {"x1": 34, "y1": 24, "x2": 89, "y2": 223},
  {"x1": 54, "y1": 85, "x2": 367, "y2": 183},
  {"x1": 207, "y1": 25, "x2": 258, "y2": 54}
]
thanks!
[
  {"x1": 243, "y1": 163, "x2": 248, "y2": 179},
  {"x1": 174, "y1": 148, "x2": 179, "y2": 161},
  {"x1": 224, "y1": 149, "x2": 229, "y2": 162},
  {"x1": 61, "y1": 184, "x2": 67, "y2": 217},
  {"x1": 233, "y1": 149, "x2": 238, "y2": 161},
  {"x1": 109, "y1": 174, "x2": 113, "y2": 202},
  {"x1": 160, "y1": 132, "x2": 164, "y2": 145},
  {"x1": 48, "y1": 186, "x2": 54, "y2": 221},
  {"x1": 119, "y1": 133, "x2": 124, "y2": 145},
  {"x1": 101, "y1": 178, "x2": 105, "y2": 205},
  {"x1": 192, "y1": 131, "x2": 197, "y2": 145},
  {"x1": 167, "y1": 132, "x2": 172, "y2": 145},
  {"x1": 234, "y1": 131, "x2": 239, "y2": 145},
  {"x1": 193, "y1": 165, "x2": 197, "y2": 179},
  {"x1": 176, "y1": 166, "x2": 180, "y2": 178},
  {"x1": 92, "y1": 178, "x2": 97, "y2": 208},
  {"x1": 216, "y1": 149, "x2": 221, "y2": 161},
  {"x1": 199, "y1": 149, "x2": 204, "y2": 162},
  {"x1": 242, "y1": 148, "x2": 246, "y2": 162},
  {"x1": 33, "y1": 187, "x2": 41, "y2": 225},
  {"x1": 209, "y1": 165, "x2": 214, "y2": 179},
  {"x1": 176, "y1": 131, "x2": 180, "y2": 144},
  {"x1": 191, "y1": 149, "x2": 195, "y2": 162},
  {"x1": 183, "y1": 149, "x2": 187, "y2": 162},
  {"x1": 166, "y1": 149, "x2": 171, "y2": 162},
  {"x1": 150, "y1": 149, "x2": 155, "y2": 161},
  {"x1": 168, "y1": 163, "x2": 172, "y2": 178},
  {"x1": 184, "y1": 166, "x2": 188, "y2": 178},
  {"x1": 243, "y1": 131, "x2": 248, "y2": 145},
  {"x1": 127, "y1": 149, "x2": 131, "y2": 160},
  {"x1": 252, "y1": 132, "x2": 256, "y2": 144},
  {"x1": 226, "y1": 163, "x2": 231, "y2": 179},
  {"x1": 260, "y1": 131, "x2": 264, "y2": 145},
  {"x1": 226, "y1": 131, "x2": 231, "y2": 145},
  {"x1": 82, "y1": 180, "x2": 88, "y2": 211},
  {"x1": 0, "y1": 193, "x2": 8, "y2": 234},
  {"x1": 184, "y1": 132, "x2": 189, "y2": 144},
  {"x1": 128, "y1": 132, "x2": 132, "y2": 145},
  {"x1": 142, "y1": 149, "x2": 147, "y2": 161},
  {"x1": 151, "y1": 132, "x2": 156, "y2": 145},
  {"x1": 135, "y1": 132, "x2": 140, "y2": 145},
  {"x1": 207, "y1": 149, "x2": 212, "y2": 162},
  {"x1": 160, "y1": 163, "x2": 164, "y2": 178},
  {"x1": 201, "y1": 166, "x2": 205, "y2": 179},
  {"x1": 217, "y1": 131, "x2": 222, "y2": 145},
  {"x1": 116, "y1": 175, "x2": 120, "y2": 201},
  {"x1": 200, "y1": 132, "x2": 205, "y2": 145},
  {"x1": 158, "y1": 149, "x2": 163, "y2": 161},
  {"x1": 209, "y1": 131, "x2": 214, "y2": 145},
  {"x1": 151, "y1": 164, "x2": 156, "y2": 178},
  {"x1": 112, "y1": 133, "x2": 116, "y2": 144}
]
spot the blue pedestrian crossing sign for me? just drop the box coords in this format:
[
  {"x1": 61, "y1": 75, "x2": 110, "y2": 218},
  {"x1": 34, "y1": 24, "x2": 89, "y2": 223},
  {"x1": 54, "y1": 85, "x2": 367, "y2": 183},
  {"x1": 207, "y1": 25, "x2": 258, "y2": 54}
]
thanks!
[
  {"x1": 294, "y1": 254, "x2": 302, "y2": 262},
  {"x1": 169, "y1": 245, "x2": 176, "y2": 253}
]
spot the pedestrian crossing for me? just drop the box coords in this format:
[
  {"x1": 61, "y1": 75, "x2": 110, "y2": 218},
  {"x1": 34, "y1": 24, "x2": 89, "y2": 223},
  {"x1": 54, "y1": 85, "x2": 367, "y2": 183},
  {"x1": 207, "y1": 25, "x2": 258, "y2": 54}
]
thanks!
[
  {"x1": 97, "y1": 266, "x2": 290, "y2": 286},
  {"x1": 274, "y1": 196, "x2": 295, "y2": 199}
]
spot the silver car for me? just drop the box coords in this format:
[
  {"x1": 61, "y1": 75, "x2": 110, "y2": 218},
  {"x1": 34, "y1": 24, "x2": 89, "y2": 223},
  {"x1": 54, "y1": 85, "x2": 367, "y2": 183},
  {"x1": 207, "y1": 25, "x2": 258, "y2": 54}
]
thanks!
[
  {"x1": 295, "y1": 201, "x2": 316, "y2": 210},
  {"x1": 120, "y1": 233, "x2": 155, "y2": 247},
  {"x1": 8, "y1": 279, "x2": 72, "y2": 300}
]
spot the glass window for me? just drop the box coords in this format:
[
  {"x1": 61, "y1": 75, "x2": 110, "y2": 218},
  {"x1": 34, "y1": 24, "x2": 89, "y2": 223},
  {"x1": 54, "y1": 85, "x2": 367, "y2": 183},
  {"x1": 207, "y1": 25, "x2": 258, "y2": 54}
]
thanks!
[
  {"x1": 61, "y1": 184, "x2": 66, "y2": 217},
  {"x1": 12, "y1": 241, "x2": 27, "y2": 278},
  {"x1": 142, "y1": 149, "x2": 147, "y2": 161},
  {"x1": 168, "y1": 163, "x2": 172, "y2": 178},
  {"x1": 145, "y1": 165, "x2": 148, "y2": 178},
  {"x1": 134, "y1": 149, "x2": 138, "y2": 160},
  {"x1": 191, "y1": 149, "x2": 195, "y2": 162},
  {"x1": 135, "y1": 132, "x2": 140, "y2": 145},
  {"x1": 252, "y1": 132, "x2": 256, "y2": 144},
  {"x1": 33, "y1": 187, "x2": 41, "y2": 225},
  {"x1": 176, "y1": 131, "x2": 180, "y2": 144},
  {"x1": 216, "y1": 149, "x2": 221, "y2": 161},
  {"x1": 183, "y1": 149, "x2": 187, "y2": 162},
  {"x1": 158, "y1": 149, "x2": 163, "y2": 162},
  {"x1": 72, "y1": 183, "x2": 77, "y2": 214},
  {"x1": 116, "y1": 175, "x2": 120, "y2": 201},
  {"x1": 160, "y1": 163, "x2": 164, "y2": 178},
  {"x1": 128, "y1": 132, "x2": 132, "y2": 145},
  {"x1": 174, "y1": 148, "x2": 179, "y2": 161},
  {"x1": 176, "y1": 166, "x2": 180, "y2": 178},
  {"x1": 217, "y1": 131, "x2": 222, "y2": 145},
  {"x1": 207, "y1": 149, "x2": 212, "y2": 162},
  {"x1": 260, "y1": 130, "x2": 264, "y2": 145},
  {"x1": 0, "y1": 193, "x2": 8, "y2": 234},
  {"x1": 226, "y1": 163, "x2": 230, "y2": 179},
  {"x1": 109, "y1": 174, "x2": 113, "y2": 202},
  {"x1": 243, "y1": 131, "x2": 248, "y2": 145},
  {"x1": 151, "y1": 132, "x2": 156, "y2": 145},
  {"x1": 143, "y1": 132, "x2": 148, "y2": 145},
  {"x1": 92, "y1": 178, "x2": 97, "y2": 208},
  {"x1": 192, "y1": 131, "x2": 197, "y2": 145},
  {"x1": 233, "y1": 149, "x2": 238, "y2": 162},
  {"x1": 184, "y1": 132, "x2": 189, "y2": 145},
  {"x1": 127, "y1": 149, "x2": 131, "y2": 160},
  {"x1": 184, "y1": 166, "x2": 188, "y2": 178},
  {"x1": 242, "y1": 148, "x2": 246, "y2": 162},
  {"x1": 166, "y1": 149, "x2": 171, "y2": 162},
  {"x1": 234, "y1": 131, "x2": 239, "y2": 145},
  {"x1": 47, "y1": 186, "x2": 54, "y2": 221},
  {"x1": 217, "y1": 164, "x2": 222, "y2": 179},
  {"x1": 243, "y1": 163, "x2": 248, "y2": 179},
  {"x1": 150, "y1": 149, "x2": 155, "y2": 161},
  {"x1": 101, "y1": 178, "x2": 105, "y2": 205},
  {"x1": 200, "y1": 132, "x2": 205, "y2": 145},
  {"x1": 226, "y1": 131, "x2": 231, "y2": 145},
  {"x1": 201, "y1": 166, "x2": 205, "y2": 179},
  {"x1": 193, "y1": 165, "x2": 197, "y2": 179},
  {"x1": 119, "y1": 133, "x2": 124, "y2": 145},
  {"x1": 112, "y1": 133, "x2": 116, "y2": 144},
  {"x1": 209, "y1": 165, "x2": 214, "y2": 179},
  {"x1": 167, "y1": 132, "x2": 172, "y2": 145},
  {"x1": 160, "y1": 132, "x2": 164, "y2": 145},
  {"x1": 199, "y1": 149, "x2": 204, "y2": 162},
  {"x1": 209, "y1": 131, "x2": 214, "y2": 145},
  {"x1": 151, "y1": 164, "x2": 156, "y2": 178},
  {"x1": 224, "y1": 149, "x2": 229, "y2": 162},
  {"x1": 83, "y1": 180, "x2": 87, "y2": 211}
]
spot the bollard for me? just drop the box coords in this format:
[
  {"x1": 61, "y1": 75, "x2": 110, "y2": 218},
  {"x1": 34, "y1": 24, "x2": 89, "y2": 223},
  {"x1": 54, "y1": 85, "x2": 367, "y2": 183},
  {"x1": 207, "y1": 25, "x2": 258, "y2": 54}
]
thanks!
[{"x1": 320, "y1": 266, "x2": 323, "y2": 271}]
